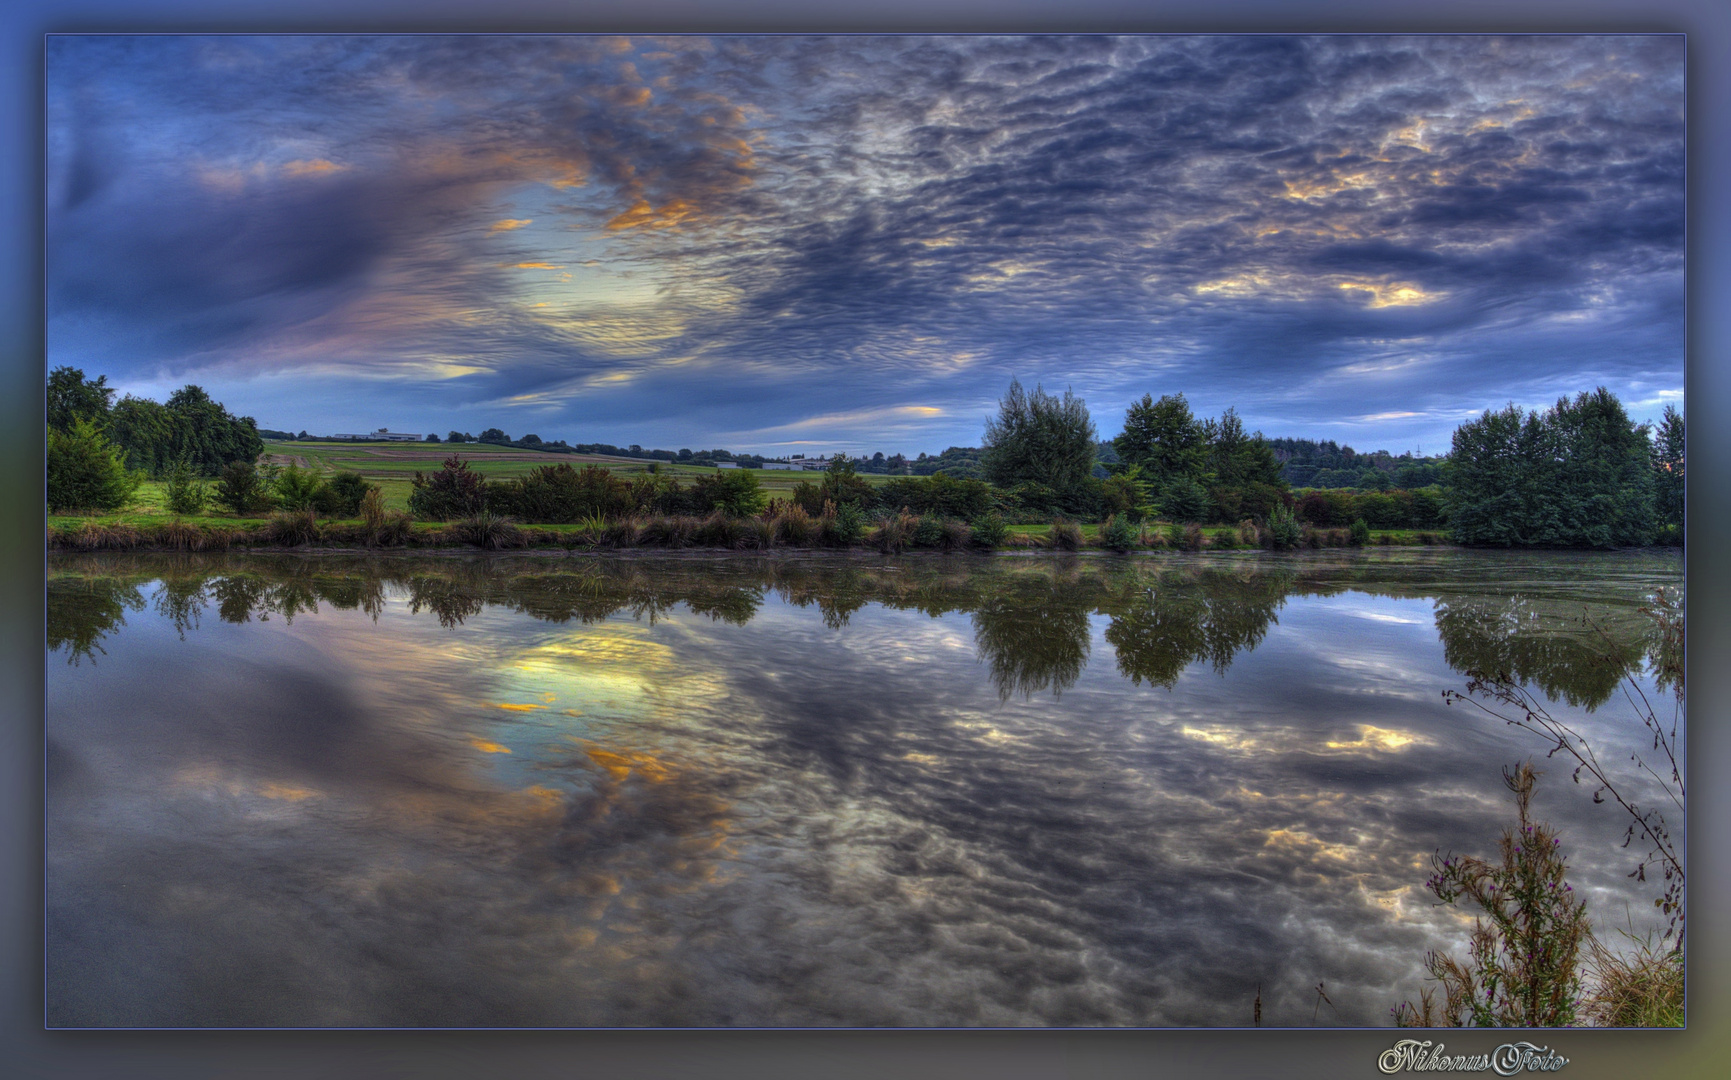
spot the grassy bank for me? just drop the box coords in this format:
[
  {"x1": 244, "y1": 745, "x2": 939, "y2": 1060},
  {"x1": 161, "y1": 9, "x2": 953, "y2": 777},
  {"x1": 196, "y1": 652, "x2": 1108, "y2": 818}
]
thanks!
[{"x1": 48, "y1": 510, "x2": 1455, "y2": 554}]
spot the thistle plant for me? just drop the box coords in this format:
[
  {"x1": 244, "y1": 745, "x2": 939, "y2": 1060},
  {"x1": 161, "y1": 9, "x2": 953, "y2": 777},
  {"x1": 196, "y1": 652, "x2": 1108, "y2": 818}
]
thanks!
[{"x1": 1395, "y1": 763, "x2": 1588, "y2": 1028}]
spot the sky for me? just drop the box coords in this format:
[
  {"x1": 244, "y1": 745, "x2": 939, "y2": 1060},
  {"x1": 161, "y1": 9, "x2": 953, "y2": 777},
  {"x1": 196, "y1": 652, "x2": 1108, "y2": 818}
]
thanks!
[{"x1": 45, "y1": 34, "x2": 1685, "y2": 456}]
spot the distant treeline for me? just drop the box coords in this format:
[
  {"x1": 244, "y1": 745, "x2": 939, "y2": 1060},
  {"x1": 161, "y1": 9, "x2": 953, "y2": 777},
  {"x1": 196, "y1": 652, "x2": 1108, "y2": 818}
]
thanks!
[{"x1": 1267, "y1": 438, "x2": 1446, "y2": 489}]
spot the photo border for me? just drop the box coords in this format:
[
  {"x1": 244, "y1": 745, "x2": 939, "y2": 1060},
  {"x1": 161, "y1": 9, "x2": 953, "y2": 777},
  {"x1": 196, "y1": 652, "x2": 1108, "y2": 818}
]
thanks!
[{"x1": 7, "y1": 3, "x2": 1726, "y2": 1078}]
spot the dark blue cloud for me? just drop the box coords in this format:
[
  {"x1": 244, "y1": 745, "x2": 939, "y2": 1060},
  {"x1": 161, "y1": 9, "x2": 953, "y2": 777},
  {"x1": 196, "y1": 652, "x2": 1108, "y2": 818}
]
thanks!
[{"x1": 46, "y1": 34, "x2": 1684, "y2": 452}]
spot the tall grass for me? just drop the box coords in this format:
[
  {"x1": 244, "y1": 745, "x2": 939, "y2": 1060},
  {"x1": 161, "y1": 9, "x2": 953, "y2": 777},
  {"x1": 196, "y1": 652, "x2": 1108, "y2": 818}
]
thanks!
[
  {"x1": 265, "y1": 509, "x2": 321, "y2": 547},
  {"x1": 869, "y1": 510, "x2": 916, "y2": 554},
  {"x1": 1583, "y1": 935, "x2": 1684, "y2": 1027},
  {"x1": 452, "y1": 510, "x2": 525, "y2": 550},
  {"x1": 772, "y1": 503, "x2": 816, "y2": 546},
  {"x1": 1048, "y1": 520, "x2": 1083, "y2": 551}
]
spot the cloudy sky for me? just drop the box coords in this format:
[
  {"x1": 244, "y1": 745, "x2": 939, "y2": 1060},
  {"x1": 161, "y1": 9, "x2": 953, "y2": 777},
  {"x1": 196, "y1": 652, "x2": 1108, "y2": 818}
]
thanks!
[{"x1": 46, "y1": 34, "x2": 1684, "y2": 455}]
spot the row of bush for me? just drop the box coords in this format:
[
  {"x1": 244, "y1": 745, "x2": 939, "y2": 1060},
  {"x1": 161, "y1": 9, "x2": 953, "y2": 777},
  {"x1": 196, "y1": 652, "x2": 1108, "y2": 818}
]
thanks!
[
  {"x1": 50, "y1": 503, "x2": 1446, "y2": 554},
  {"x1": 1292, "y1": 486, "x2": 1447, "y2": 530}
]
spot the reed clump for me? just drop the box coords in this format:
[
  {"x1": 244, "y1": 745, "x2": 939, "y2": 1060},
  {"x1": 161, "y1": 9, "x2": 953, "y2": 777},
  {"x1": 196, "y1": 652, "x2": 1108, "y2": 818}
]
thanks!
[
  {"x1": 265, "y1": 508, "x2": 321, "y2": 547},
  {"x1": 640, "y1": 515, "x2": 698, "y2": 549},
  {"x1": 1583, "y1": 936, "x2": 1684, "y2": 1027},
  {"x1": 452, "y1": 511, "x2": 525, "y2": 550},
  {"x1": 694, "y1": 511, "x2": 745, "y2": 549},
  {"x1": 869, "y1": 510, "x2": 917, "y2": 554}
]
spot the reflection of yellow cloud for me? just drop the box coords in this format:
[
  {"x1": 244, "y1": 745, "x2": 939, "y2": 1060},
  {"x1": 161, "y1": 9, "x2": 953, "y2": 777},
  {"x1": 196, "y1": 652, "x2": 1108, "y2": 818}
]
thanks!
[
  {"x1": 1180, "y1": 725, "x2": 1258, "y2": 751},
  {"x1": 513, "y1": 262, "x2": 566, "y2": 270},
  {"x1": 1263, "y1": 828, "x2": 1354, "y2": 863},
  {"x1": 1324, "y1": 725, "x2": 1429, "y2": 753},
  {"x1": 490, "y1": 218, "x2": 532, "y2": 232},
  {"x1": 493, "y1": 702, "x2": 544, "y2": 712},
  {"x1": 469, "y1": 736, "x2": 513, "y2": 754}
]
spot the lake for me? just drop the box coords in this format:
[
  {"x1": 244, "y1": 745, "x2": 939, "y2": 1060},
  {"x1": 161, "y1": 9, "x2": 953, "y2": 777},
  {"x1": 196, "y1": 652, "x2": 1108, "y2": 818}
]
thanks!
[{"x1": 45, "y1": 549, "x2": 1683, "y2": 1027}]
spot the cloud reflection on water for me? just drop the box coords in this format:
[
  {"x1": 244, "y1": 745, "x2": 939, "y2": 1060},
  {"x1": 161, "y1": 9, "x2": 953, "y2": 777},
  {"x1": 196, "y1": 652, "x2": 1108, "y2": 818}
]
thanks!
[{"x1": 46, "y1": 550, "x2": 1681, "y2": 1026}]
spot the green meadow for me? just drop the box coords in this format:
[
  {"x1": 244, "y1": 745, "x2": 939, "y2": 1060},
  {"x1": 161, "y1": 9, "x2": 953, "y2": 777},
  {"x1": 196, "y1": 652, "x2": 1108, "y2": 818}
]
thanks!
[{"x1": 260, "y1": 439, "x2": 870, "y2": 511}]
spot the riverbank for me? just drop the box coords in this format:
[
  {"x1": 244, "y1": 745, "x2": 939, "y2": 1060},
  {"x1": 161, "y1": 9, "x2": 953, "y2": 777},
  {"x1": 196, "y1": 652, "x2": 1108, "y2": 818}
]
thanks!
[{"x1": 46, "y1": 513, "x2": 1456, "y2": 554}]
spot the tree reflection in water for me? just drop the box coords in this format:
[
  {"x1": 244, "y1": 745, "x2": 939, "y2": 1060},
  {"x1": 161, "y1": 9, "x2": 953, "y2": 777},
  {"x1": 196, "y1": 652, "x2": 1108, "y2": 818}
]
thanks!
[{"x1": 47, "y1": 552, "x2": 1674, "y2": 705}]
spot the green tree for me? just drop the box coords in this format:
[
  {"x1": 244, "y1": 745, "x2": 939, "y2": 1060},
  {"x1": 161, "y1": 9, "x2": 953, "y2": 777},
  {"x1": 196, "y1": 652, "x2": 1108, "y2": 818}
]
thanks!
[
  {"x1": 1098, "y1": 465, "x2": 1152, "y2": 522},
  {"x1": 273, "y1": 464, "x2": 325, "y2": 511},
  {"x1": 165, "y1": 385, "x2": 265, "y2": 476},
  {"x1": 981, "y1": 379, "x2": 1097, "y2": 495},
  {"x1": 1113, "y1": 393, "x2": 1207, "y2": 488},
  {"x1": 1158, "y1": 476, "x2": 1210, "y2": 523},
  {"x1": 692, "y1": 468, "x2": 767, "y2": 517},
  {"x1": 213, "y1": 460, "x2": 270, "y2": 515},
  {"x1": 105, "y1": 395, "x2": 177, "y2": 475},
  {"x1": 1447, "y1": 389, "x2": 1654, "y2": 548},
  {"x1": 1651, "y1": 405, "x2": 1684, "y2": 538},
  {"x1": 478, "y1": 427, "x2": 510, "y2": 445},
  {"x1": 819, "y1": 455, "x2": 878, "y2": 509},
  {"x1": 408, "y1": 455, "x2": 487, "y2": 520},
  {"x1": 163, "y1": 458, "x2": 208, "y2": 515},
  {"x1": 46, "y1": 366, "x2": 114, "y2": 432},
  {"x1": 47, "y1": 417, "x2": 141, "y2": 512}
]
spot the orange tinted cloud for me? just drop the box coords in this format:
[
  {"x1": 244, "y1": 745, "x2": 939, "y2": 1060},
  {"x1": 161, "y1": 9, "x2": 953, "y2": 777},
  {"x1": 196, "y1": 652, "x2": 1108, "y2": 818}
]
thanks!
[
  {"x1": 283, "y1": 158, "x2": 344, "y2": 177},
  {"x1": 605, "y1": 198, "x2": 697, "y2": 231},
  {"x1": 490, "y1": 218, "x2": 532, "y2": 232}
]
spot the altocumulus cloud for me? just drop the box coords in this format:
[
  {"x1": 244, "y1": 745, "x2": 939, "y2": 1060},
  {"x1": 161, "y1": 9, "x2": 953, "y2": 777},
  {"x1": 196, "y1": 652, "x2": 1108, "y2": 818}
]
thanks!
[{"x1": 47, "y1": 35, "x2": 1682, "y2": 452}]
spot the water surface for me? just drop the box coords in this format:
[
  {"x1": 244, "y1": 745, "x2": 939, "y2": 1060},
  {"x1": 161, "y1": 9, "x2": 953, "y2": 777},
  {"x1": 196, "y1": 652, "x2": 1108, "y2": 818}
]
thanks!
[{"x1": 46, "y1": 549, "x2": 1683, "y2": 1027}]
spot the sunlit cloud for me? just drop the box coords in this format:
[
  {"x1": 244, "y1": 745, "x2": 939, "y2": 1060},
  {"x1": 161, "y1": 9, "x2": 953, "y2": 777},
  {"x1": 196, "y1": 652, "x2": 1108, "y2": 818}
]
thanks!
[
  {"x1": 282, "y1": 158, "x2": 345, "y2": 177},
  {"x1": 46, "y1": 34, "x2": 1682, "y2": 452}
]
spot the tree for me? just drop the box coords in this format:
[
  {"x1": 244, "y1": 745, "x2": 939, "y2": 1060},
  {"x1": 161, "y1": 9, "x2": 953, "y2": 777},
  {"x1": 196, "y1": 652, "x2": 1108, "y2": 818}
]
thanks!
[
  {"x1": 409, "y1": 456, "x2": 488, "y2": 520},
  {"x1": 692, "y1": 468, "x2": 766, "y2": 517},
  {"x1": 1159, "y1": 476, "x2": 1209, "y2": 523},
  {"x1": 163, "y1": 458, "x2": 208, "y2": 514},
  {"x1": 164, "y1": 385, "x2": 264, "y2": 476},
  {"x1": 47, "y1": 417, "x2": 141, "y2": 512},
  {"x1": 1651, "y1": 405, "x2": 1684, "y2": 538},
  {"x1": 427, "y1": 432, "x2": 441, "y2": 443},
  {"x1": 818, "y1": 454, "x2": 877, "y2": 509},
  {"x1": 519, "y1": 433, "x2": 542, "y2": 446},
  {"x1": 1114, "y1": 393, "x2": 1207, "y2": 488},
  {"x1": 477, "y1": 428, "x2": 510, "y2": 445},
  {"x1": 447, "y1": 431, "x2": 470, "y2": 444},
  {"x1": 46, "y1": 367, "x2": 114, "y2": 432},
  {"x1": 213, "y1": 461, "x2": 270, "y2": 515},
  {"x1": 105, "y1": 394, "x2": 177, "y2": 476},
  {"x1": 981, "y1": 379, "x2": 1097, "y2": 495},
  {"x1": 1447, "y1": 389, "x2": 1654, "y2": 548}
]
